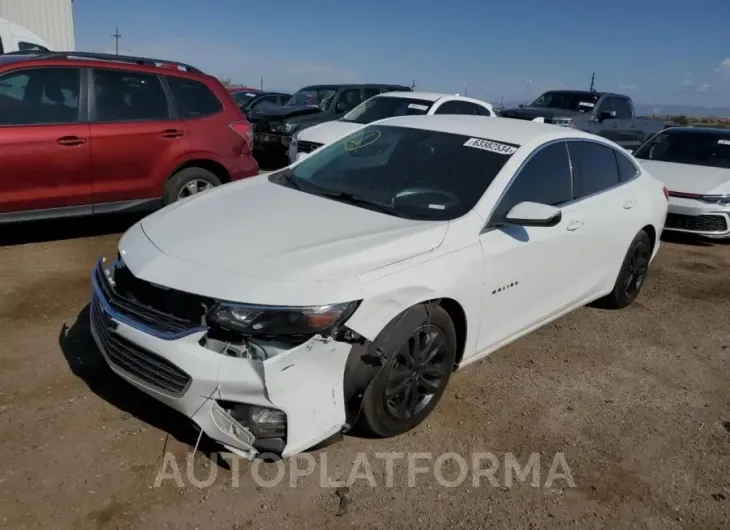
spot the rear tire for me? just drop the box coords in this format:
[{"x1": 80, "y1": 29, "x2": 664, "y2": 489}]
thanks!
[
  {"x1": 597, "y1": 230, "x2": 652, "y2": 309},
  {"x1": 357, "y1": 304, "x2": 457, "y2": 438},
  {"x1": 162, "y1": 167, "x2": 222, "y2": 205}
]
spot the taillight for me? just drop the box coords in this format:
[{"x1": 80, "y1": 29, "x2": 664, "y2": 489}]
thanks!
[
  {"x1": 229, "y1": 120, "x2": 253, "y2": 155},
  {"x1": 662, "y1": 186, "x2": 669, "y2": 200}
]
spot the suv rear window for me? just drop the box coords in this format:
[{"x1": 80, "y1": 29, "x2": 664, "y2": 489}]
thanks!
[{"x1": 166, "y1": 76, "x2": 222, "y2": 118}]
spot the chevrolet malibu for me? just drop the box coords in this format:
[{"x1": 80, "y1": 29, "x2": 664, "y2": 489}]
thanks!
[{"x1": 90, "y1": 115, "x2": 669, "y2": 459}]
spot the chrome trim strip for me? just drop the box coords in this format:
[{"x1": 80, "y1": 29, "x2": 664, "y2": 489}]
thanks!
[{"x1": 91, "y1": 257, "x2": 207, "y2": 340}]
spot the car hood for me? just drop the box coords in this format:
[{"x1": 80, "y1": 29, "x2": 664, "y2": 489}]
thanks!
[
  {"x1": 139, "y1": 176, "x2": 449, "y2": 283},
  {"x1": 638, "y1": 160, "x2": 730, "y2": 195},
  {"x1": 297, "y1": 120, "x2": 362, "y2": 144},
  {"x1": 500, "y1": 107, "x2": 584, "y2": 120},
  {"x1": 256, "y1": 104, "x2": 322, "y2": 119}
]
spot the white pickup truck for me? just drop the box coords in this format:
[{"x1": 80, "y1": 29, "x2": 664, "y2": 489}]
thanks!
[{"x1": 0, "y1": 18, "x2": 51, "y2": 54}]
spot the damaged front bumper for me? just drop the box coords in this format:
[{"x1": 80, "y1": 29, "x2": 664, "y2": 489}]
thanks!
[{"x1": 89, "y1": 258, "x2": 354, "y2": 459}]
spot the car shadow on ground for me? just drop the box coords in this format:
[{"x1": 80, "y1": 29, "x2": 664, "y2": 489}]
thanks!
[
  {"x1": 0, "y1": 213, "x2": 147, "y2": 247},
  {"x1": 660, "y1": 231, "x2": 729, "y2": 247},
  {"x1": 58, "y1": 304, "x2": 230, "y2": 469}
]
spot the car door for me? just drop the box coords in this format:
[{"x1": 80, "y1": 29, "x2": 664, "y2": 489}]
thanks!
[
  {"x1": 476, "y1": 141, "x2": 584, "y2": 352},
  {"x1": 89, "y1": 67, "x2": 190, "y2": 210},
  {"x1": 566, "y1": 139, "x2": 639, "y2": 295},
  {"x1": 613, "y1": 97, "x2": 642, "y2": 149},
  {"x1": 595, "y1": 97, "x2": 621, "y2": 142},
  {"x1": 0, "y1": 66, "x2": 92, "y2": 216}
]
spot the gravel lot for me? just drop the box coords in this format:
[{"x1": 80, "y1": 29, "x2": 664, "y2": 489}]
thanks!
[{"x1": 0, "y1": 216, "x2": 728, "y2": 529}]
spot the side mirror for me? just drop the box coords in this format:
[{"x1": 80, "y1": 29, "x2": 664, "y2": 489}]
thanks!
[
  {"x1": 598, "y1": 110, "x2": 616, "y2": 121},
  {"x1": 504, "y1": 201, "x2": 562, "y2": 227}
]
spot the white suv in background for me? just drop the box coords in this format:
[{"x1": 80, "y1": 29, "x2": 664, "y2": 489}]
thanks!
[{"x1": 288, "y1": 91, "x2": 495, "y2": 163}]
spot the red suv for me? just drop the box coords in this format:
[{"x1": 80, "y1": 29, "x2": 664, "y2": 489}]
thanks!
[{"x1": 0, "y1": 51, "x2": 257, "y2": 222}]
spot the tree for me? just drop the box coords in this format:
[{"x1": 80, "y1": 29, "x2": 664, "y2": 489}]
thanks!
[
  {"x1": 674, "y1": 115, "x2": 689, "y2": 125},
  {"x1": 219, "y1": 78, "x2": 233, "y2": 87}
]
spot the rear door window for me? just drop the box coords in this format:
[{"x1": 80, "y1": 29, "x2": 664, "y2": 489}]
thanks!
[
  {"x1": 166, "y1": 76, "x2": 223, "y2": 118},
  {"x1": 93, "y1": 69, "x2": 170, "y2": 122},
  {"x1": 568, "y1": 141, "x2": 621, "y2": 199}
]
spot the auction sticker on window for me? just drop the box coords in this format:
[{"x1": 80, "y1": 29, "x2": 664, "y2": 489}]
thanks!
[
  {"x1": 718, "y1": 139, "x2": 730, "y2": 145},
  {"x1": 408, "y1": 103, "x2": 428, "y2": 110},
  {"x1": 463, "y1": 138, "x2": 518, "y2": 155}
]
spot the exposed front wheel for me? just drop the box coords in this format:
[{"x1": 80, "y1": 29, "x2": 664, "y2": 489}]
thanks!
[{"x1": 357, "y1": 304, "x2": 457, "y2": 438}]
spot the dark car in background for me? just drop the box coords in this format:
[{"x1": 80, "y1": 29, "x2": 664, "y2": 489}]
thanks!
[
  {"x1": 251, "y1": 83, "x2": 411, "y2": 166},
  {"x1": 499, "y1": 90, "x2": 666, "y2": 151},
  {"x1": 232, "y1": 90, "x2": 291, "y2": 121}
]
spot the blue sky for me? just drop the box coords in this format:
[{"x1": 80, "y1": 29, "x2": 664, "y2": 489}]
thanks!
[{"x1": 74, "y1": 0, "x2": 730, "y2": 108}]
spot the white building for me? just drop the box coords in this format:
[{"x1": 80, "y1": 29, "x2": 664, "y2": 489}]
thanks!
[{"x1": 0, "y1": 0, "x2": 74, "y2": 50}]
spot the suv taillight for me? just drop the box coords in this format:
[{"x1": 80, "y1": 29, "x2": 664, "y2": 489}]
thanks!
[{"x1": 229, "y1": 121, "x2": 253, "y2": 155}]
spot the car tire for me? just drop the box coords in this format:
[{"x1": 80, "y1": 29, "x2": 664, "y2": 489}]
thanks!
[
  {"x1": 357, "y1": 303, "x2": 457, "y2": 438},
  {"x1": 597, "y1": 230, "x2": 652, "y2": 309},
  {"x1": 163, "y1": 167, "x2": 222, "y2": 205}
]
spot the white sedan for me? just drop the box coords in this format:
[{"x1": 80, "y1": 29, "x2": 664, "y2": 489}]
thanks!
[
  {"x1": 90, "y1": 116, "x2": 668, "y2": 460},
  {"x1": 288, "y1": 91, "x2": 495, "y2": 163},
  {"x1": 632, "y1": 126, "x2": 730, "y2": 239}
]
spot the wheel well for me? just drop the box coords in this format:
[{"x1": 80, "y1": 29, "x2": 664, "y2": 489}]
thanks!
[
  {"x1": 170, "y1": 159, "x2": 231, "y2": 184},
  {"x1": 436, "y1": 298, "x2": 467, "y2": 367},
  {"x1": 642, "y1": 224, "x2": 657, "y2": 252}
]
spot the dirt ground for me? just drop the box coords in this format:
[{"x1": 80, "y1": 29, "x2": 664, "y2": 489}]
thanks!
[{"x1": 0, "y1": 216, "x2": 728, "y2": 530}]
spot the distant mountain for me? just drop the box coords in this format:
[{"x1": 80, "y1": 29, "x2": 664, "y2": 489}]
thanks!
[{"x1": 496, "y1": 100, "x2": 730, "y2": 118}]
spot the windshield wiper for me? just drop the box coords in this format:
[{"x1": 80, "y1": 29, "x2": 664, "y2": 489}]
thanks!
[{"x1": 312, "y1": 189, "x2": 395, "y2": 215}]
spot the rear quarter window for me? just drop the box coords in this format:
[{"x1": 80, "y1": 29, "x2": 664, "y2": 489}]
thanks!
[{"x1": 166, "y1": 76, "x2": 223, "y2": 118}]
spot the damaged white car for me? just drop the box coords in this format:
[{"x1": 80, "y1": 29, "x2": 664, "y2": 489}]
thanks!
[{"x1": 90, "y1": 115, "x2": 668, "y2": 459}]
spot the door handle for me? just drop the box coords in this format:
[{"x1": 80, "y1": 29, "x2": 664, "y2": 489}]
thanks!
[
  {"x1": 566, "y1": 220, "x2": 583, "y2": 231},
  {"x1": 623, "y1": 200, "x2": 635, "y2": 209},
  {"x1": 57, "y1": 136, "x2": 85, "y2": 146},
  {"x1": 611, "y1": 123, "x2": 618, "y2": 128},
  {"x1": 161, "y1": 129, "x2": 184, "y2": 138}
]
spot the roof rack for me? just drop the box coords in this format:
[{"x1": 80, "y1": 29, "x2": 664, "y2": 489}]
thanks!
[{"x1": 2, "y1": 50, "x2": 201, "y2": 72}]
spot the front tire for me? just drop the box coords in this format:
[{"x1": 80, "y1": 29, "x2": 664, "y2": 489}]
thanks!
[
  {"x1": 162, "y1": 167, "x2": 222, "y2": 205},
  {"x1": 358, "y1": 304, "x2": 457, "y2": 438},
  {"x1": 598, "y1": 230, "x2": 652, "y2": 309}
]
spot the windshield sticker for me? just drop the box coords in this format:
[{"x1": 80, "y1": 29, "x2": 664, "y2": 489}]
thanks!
[
  {"x1": 245, "y1": 93, "x2": 256, "y2": 97},
  {"x1": 578, "y1": 101, "x2": 595, "y2": 107},
  {"x1": 463, "y1": 138, "x2": 518, "y2": 155},
  {"x1": 428, "y1": 204, "x2": 446, "y2": 210},
  {"x1": 408, "y1": 103, "x2": 428, "y2": 111},
  {"x1": 344, "y1": 130, "x2": 382, "y2": 151},
  {"x1": 718, "y1": 139, "x2": 730, "y2": 145}
]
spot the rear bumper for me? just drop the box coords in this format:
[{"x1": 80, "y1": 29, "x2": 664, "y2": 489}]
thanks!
[{"x1": 665, "y1": 198, "x2": 730, "y2": 239}]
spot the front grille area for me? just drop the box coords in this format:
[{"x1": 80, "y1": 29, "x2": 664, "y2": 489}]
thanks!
[
  {"x1": 665, "y1": 213, "x2": 728, "y2": 233},
  {"x1": 91, "y1": 295, "x2": 192, "y2": 395},
  {"x1": 297, "y1": 140, "x2": 323, "y2": 154},
  {"x1": 93, "y1": 260, "x2": 209, "y2": 336}
]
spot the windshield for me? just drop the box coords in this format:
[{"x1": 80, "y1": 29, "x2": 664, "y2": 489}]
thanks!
[
  {"x1": 341, "y1": 96, "x2": 435, "y2": 124},
  {"x1": 633, "y1": 130, "x2": 730, "y2": 169},
  {"x1": 285, "y1": 87, "x2": 337, "y2": 109},
  {"x1": 278, "y1": 125, "x2": 518, "y2": 221},
  {"x1": 528, "y1": 91, "x2": 599, "y2": 112},
  {"x1": 233, "y1": 92, "x2": 259, "y2": 106}
]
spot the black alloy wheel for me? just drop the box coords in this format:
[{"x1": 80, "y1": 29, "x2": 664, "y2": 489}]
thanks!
[{"x1": 383, "y1": 324, "x2": 450, "y2": 422}]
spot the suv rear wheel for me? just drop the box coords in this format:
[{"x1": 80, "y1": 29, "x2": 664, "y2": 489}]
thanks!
[{"x1": 163, "y1": 167, "x2": 222, "y2": 205}]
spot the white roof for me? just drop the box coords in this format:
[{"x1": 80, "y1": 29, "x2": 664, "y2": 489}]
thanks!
[
  {"x1": 373, "y1": 114, "x2": 600, "y2": 146},
  {"x1": 378, "y1": 91, "x2": 456, "y2": 101}
]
